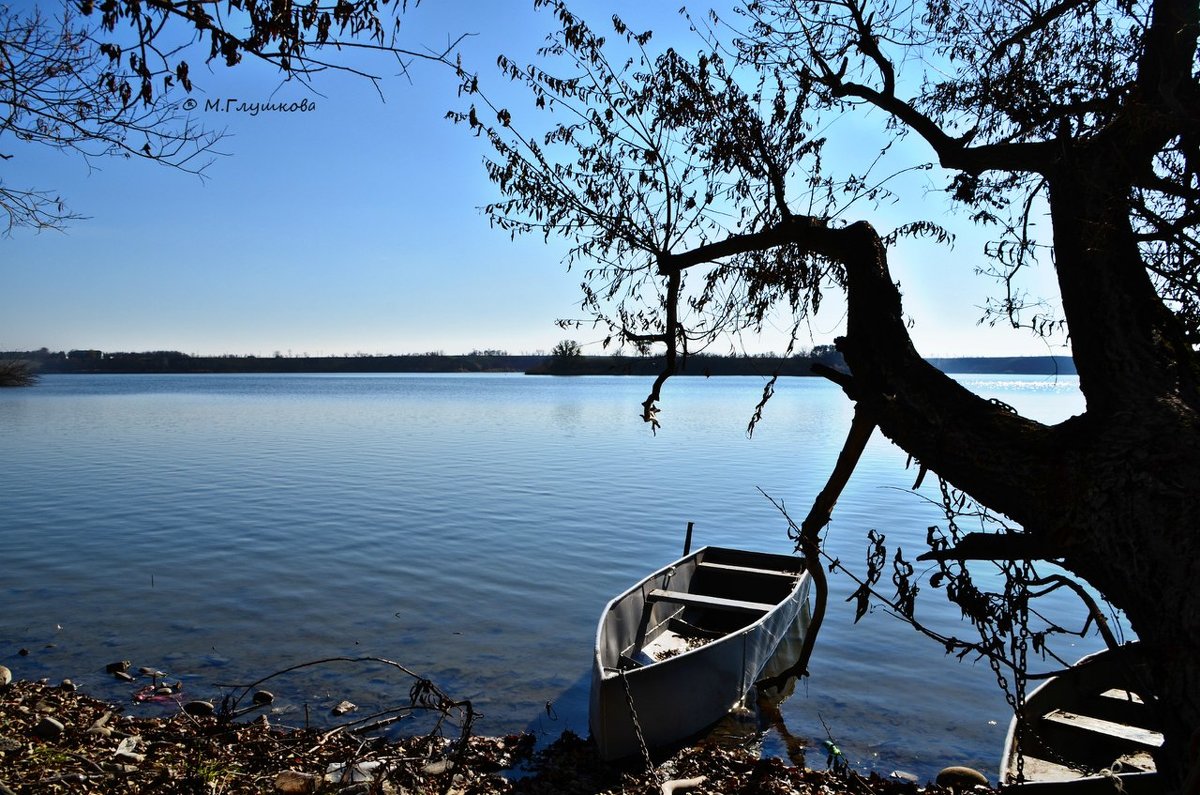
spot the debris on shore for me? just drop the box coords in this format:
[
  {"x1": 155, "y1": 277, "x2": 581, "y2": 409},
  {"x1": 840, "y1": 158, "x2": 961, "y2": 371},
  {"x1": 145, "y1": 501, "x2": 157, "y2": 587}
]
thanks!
[{"x1": 0, "y1": 678, "x2": 990, "y2": 794}]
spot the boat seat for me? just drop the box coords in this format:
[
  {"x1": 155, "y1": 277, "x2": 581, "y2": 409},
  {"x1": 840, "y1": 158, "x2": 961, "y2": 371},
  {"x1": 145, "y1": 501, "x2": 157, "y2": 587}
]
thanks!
[
  {"x1": 1088, "y1": 688, "x2": 1155, "y2": 727},
  {"x1": 1009, "y1": 754, "x2": 1093, "y2": 784},
  {"x1": 697, "y1": 561, "x2": 800, "y2": 579},
  {"x1": 646, "y1": 588, "x2": 774, "y2": 614},
  {"x1": 1042, "y1": 709, "x2": 1164, "y2": 749},
  {"x1": 1006, "y1": 755, "x2": 1159, "y2": 792}
]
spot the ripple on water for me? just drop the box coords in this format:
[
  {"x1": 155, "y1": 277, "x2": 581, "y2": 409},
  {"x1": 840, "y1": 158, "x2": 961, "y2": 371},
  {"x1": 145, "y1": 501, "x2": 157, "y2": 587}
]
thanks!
[{"x1": 0, "y1": 373, "x2": 1095, "y2": 782}]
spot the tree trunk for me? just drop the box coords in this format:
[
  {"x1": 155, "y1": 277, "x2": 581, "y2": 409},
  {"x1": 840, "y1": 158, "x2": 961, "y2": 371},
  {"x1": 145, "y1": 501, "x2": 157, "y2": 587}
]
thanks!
[
  {"x1": 831, "y1": 197, "x2": 1200, "y2": 789},
  {"x1": 1061, "y1": 404, "x2": 1200, "y2": 790},
  {"x1": 1043, "y1": 157, "x2": 1200, "y2": 789}
]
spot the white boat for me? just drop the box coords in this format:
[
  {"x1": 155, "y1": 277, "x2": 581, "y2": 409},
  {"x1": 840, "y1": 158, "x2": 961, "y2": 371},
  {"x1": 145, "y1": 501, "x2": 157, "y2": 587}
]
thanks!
[
  {"x1": 1000, "y1": 643, "x2": 1160, "y2": 793},
  {"x1": 589, "y1": 545, "x2": 811, "y2": 761}
]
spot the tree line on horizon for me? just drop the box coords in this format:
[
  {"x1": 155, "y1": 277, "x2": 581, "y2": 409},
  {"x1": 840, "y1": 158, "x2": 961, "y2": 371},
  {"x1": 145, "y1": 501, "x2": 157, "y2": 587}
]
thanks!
[{"x1": 1, "y1": 345, "x2": 1076, "y2": 377}]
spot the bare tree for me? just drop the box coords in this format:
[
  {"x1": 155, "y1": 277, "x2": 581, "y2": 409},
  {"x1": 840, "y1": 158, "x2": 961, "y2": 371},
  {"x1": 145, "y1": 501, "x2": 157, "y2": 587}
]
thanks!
[
  {"x1": 1, "y1": 0, "x2": 459, "y2": 232},
  {"x1": 453, "y1": 0, "x2": 1199, "y2": 788}
]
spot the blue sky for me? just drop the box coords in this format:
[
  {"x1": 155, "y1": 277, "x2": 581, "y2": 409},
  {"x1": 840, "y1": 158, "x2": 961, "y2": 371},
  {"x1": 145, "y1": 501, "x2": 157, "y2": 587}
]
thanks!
[{"x1": 1, "y1": 0, "x2": 1070, "y2": 358}]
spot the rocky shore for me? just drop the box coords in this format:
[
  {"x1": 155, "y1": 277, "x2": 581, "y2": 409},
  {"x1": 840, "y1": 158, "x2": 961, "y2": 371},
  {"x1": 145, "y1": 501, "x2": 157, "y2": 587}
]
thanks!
[{"x1": 0, "y1": 666, "x2": 992, "y2": 794}]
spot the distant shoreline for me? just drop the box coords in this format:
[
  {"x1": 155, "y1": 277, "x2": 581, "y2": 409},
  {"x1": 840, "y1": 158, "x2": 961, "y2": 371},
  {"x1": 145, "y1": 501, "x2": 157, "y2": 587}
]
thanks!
[{"x1": 4, "y1": 349, "x2": 1077, "y2": 377}]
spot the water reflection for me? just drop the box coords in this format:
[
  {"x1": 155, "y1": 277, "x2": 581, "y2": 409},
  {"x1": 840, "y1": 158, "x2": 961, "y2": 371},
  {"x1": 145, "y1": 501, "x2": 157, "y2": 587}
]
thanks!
[{"x1": 703, "y1": 610, "x2": 811, "y2": 765}]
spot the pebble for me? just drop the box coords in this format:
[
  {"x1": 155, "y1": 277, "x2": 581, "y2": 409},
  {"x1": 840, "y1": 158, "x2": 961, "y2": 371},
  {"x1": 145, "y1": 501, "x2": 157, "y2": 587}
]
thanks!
[
  {"x1": 274, "y1": 770, "x2": 318, "y2": 793},
  {"x1": 105, "y1": 661, "x2": 131, "y2": 674},
  {"x1": 0, "y1": 665, "x2": 11, "y2": 687},
  {"x1": 253, "y1": 690, "x2": 275, "y2": 705},
  {"x1": 936, "y1": 766, "x2": 990, "y2": 789},
  {"x1": 33, "y1": 716, "x2": 65, "y2": 740},
  {"x1": 59, "y1": 679, "x2": 76, "y2": 692},
  {"x1": 421, "y1": 759, "x2": 454, "y2": 776},
  {"x1": 331, "y1": 700, "x2": 357, "y2": 716},
  {"x1": 325, "y1": 760, "x2": 381, "y2": 783},
  {"x1": 113, "y1": 670, "x2": 135, "y2": 682},
  {"x1": 138, "y1": 667, "x2": 166, "y2": 677},
  {"x1": 183, "y1": 700, "x2": 215, "y2": 717}
]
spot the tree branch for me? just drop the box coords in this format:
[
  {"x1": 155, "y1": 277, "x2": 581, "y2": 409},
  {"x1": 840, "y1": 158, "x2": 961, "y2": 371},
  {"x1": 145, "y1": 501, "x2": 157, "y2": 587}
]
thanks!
[
  {"x1": 830, "y1": 219, "x2": 1066, "y2": 531},
  {"x1": 985, "y1": 0, "x2": 1101, "y2": 63},
  {"x1": 826, "y1": 78, "x2": 1058, "y2": 175},
  {"x1": 916, "y1": 531, "x2": 1060, "y2": 561},
  {"x1": 658, "y1": 214, "x2": 847, "y2": 273}
]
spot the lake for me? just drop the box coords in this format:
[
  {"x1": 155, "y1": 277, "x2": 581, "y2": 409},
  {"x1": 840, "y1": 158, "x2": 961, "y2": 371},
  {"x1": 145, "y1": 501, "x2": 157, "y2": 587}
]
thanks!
[{"x1": 0, "y1": 372, "x2": 1099, "y2": 781}]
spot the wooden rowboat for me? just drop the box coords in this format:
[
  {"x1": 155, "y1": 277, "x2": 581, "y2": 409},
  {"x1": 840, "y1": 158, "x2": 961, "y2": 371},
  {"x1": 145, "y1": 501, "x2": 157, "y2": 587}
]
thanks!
[
  {"x1": 1000, "y1": 643, "x2": 1160, "y2": 793},
  {"x1": 589, "y1": 545, "x2": 811, "y2": 761}
]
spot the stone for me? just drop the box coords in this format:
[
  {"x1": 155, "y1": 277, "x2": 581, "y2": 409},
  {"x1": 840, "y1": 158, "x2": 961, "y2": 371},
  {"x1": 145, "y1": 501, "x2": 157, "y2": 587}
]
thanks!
[
  {"x1": 421, "y1": 759, "x2": 454, "y2": 776},
  {"x1": 0, "y1": 666, "x2": 11, "y2": 687},
  {"x1": 182, "y1": 700, "x2": 215, "y2": 717},
  {"x1": 253, "y1": 690, "x2": 275, "y2": 705},
  {"x1": 325, "y1": 760, "x2": 381, "y2": 783},
  {"x1": 936, "y1": 766, "x2": 990, "y2": 789},
  {"x1": 33, "y1": 716, "x2": 64, "y2": 740},
  {"x1": 274, "y1": 770, "x2": 318, "y2": 794},
  {"x1": 59, "y1": 679, "x2": 76, "y2": 692},
  {"x1": 331, "y1": 700, "x2": 357, "y2": 716},
  {"x1": 112, "y1": 671, "x2": 135, "y2": 682},
  {"x1": 105, "y1": 661, "x2": 131, "y2": 674}
]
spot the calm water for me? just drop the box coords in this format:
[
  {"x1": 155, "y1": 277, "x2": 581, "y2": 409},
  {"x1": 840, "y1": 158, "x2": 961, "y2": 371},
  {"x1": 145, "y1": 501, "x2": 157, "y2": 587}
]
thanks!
[{"x1": 0, "y1": 372, "x2": 1099, "y2": 781}]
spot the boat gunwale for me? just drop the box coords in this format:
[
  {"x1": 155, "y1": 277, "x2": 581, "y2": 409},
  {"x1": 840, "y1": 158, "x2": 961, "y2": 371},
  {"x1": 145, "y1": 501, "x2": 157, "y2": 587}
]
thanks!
[{"x1": 592, "y1": 545, "x2": 808, "y2": 681}]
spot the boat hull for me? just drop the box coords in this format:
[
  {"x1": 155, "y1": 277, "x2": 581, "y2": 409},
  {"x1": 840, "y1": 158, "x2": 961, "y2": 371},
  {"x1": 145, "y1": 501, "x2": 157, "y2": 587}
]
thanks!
[{"x1": 589, "y1": 546, "x2": 810, "y2": 761}]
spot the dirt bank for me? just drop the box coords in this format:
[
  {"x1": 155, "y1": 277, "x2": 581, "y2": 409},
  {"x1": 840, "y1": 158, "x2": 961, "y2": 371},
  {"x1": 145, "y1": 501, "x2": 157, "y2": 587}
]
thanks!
[{"x1": 0, "y1": 679, "x2": 987, "y2": 794}]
